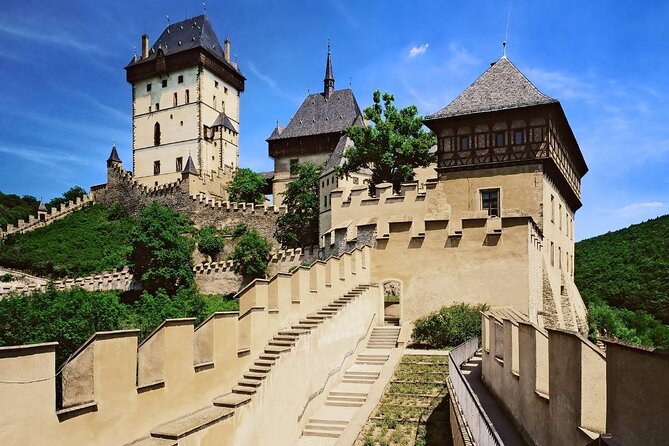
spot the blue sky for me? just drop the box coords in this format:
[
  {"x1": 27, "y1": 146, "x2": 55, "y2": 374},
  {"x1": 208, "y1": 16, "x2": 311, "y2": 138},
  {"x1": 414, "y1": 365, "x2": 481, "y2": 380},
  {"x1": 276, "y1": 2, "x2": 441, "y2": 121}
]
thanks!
[{"x1": 0, "y1": 1, "x2": 667, "y2": 240}]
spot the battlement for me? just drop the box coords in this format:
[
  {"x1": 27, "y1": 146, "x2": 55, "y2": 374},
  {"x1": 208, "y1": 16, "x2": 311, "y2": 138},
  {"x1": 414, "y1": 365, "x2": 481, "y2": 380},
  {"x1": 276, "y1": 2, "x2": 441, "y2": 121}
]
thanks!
[
  {"x1": 0, "y1": 193, "x2": 94, "y2": 239},
  {"x1": 0, "y1": 246, "x2": 373, "y2": 446},
  {"x1": 189, "y1": 192, "x2": 287, "y2": 216},
  {"x1": 0, "y1": 267, "x2": 137, "y2": 297},
  {"x1": 481, "y1": 311, "x2": 669, "y2": 445}
]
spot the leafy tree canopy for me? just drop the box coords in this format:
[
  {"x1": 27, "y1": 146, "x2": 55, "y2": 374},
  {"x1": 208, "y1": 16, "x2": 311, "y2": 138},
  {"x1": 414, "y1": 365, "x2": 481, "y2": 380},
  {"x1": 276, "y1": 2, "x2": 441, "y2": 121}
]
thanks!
[
  {"x1": 412, "y1": 302, "x2": 490, "y2": 348},
  {"x1": 196, "y1": 226, "x2": 225, "y2": 261},
  {"x1": 275, "y1": 162, "x2": 322, "y2": 248},
  {"x1": 129, "y1": 201, "x2": 195, "y2": 294},
  {"x1": 0, "y1": 191, "x2": 39, "y2": 230},
  {"x1": 338, "y1": 90, "x2": 436, "y2": 193},
  {"x1": 48, "y1": 186, "x2": 87, "y2": 210},
  {"x1": 227, "y1": 168, "x2": 267, "y2": 204},
  {"x1": 229, "y1": 228, "x2": 271, "y2": 279}
]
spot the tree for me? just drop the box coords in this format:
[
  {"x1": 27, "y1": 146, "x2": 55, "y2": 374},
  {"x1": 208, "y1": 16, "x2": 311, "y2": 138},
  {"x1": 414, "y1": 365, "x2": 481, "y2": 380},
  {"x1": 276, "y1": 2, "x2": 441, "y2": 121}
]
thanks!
[
  {"x1": 196, "y1": 226, "x2": 225, "y2": 261},
  {"x1": 48, "y1": 186, "x2": 87, "y2": 210},
  {"x1": 274, "y1": 162, "x2": 322, "y2": 248},
  {"x1": 227, "y1": 168, "x2": 267, "y2": 204},
  {"x1": 338, "y1": 90, "x2": 436, "y2": 193},
  {"x1": 128, "y1": 201, "x2": 195, "y2": 294},
  {"x1": 229, "y1": 228, "x2": 271, "y2": 279}
]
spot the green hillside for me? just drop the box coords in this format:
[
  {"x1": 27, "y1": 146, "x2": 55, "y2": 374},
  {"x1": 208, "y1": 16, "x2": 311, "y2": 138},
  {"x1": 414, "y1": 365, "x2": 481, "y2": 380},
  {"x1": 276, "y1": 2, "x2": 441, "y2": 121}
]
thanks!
[
  {"x1": 0, "y1": 192, "x2": 39, "y2": 230},
  {"x1": 575, "y1": 214, "x2": 669, "y2": 348},
  {"x1": 0, "y1": 203, "x2": 134, "y2": 278}
]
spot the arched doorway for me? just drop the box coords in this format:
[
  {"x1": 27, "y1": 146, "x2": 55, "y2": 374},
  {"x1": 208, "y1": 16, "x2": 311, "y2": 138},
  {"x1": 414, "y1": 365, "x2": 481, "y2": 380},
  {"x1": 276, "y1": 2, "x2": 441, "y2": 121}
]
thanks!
[{"x1": 382, "y1": 279, "x2": 402, "y2": 326}]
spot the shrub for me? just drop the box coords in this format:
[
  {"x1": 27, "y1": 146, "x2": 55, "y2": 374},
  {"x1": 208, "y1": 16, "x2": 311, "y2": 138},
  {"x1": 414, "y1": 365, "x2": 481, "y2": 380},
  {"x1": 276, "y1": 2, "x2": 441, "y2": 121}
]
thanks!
[
  {"x1": 197, "y1": 226, "x2": 225, "y2": 261},
  {"x1": 229, "y1": 229, "x2": 271, "y2": 279},
  {"x1": 412, "y1": 302, "x2": 489, "y2": 348},
  {"x1": 227, "y1": 168, "x2": 267, "y2": 204},
  {"x1": 0, "y1": 273, "x2": 14, "y2": 282},
  {"x1": 588, "y1": 300, "x2": 669, "y2": 349}
]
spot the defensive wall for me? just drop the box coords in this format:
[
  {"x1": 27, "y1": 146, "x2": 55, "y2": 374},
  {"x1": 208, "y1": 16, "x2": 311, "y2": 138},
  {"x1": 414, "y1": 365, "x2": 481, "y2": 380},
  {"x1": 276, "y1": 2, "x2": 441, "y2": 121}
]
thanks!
[
  {"x1": 481, "y1": 310, "x2": 669, "y2": 446},
  {"x1": 0, "y1": 247, "x2": 321, "y2": 298},
  {"x1": 0, "y1": 247, "x2": 385, "y2": 446},
  {"x1": 323, "y1": 180, "x2": 585, "y2": 330},
  {"x1": 95, "y1": 163, "x2": 285, "y2": 246},
  {"x1": 0, "y1": 193, "x2": 94, "y2": 239}
]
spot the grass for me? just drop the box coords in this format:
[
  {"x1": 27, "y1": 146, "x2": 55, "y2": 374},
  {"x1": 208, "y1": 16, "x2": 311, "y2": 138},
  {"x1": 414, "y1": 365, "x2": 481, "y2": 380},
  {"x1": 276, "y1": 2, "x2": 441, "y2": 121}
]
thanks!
[{"x1": 354, "y1": 354, "x2": 452, "y2": 446}]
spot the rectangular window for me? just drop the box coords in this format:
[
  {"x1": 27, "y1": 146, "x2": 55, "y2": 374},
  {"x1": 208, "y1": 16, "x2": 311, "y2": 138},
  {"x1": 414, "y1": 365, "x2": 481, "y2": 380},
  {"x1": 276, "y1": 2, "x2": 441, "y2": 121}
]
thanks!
[
  {"x1": 551, "y1": 195, "x2": 555, "y2": 223},
  {"x1": 495, "y1": 132, "x2": 505, "y2": 147},
  {"x1": 185, "y1": 89, "x2": 190, "y2": 104},
  {"x1": 153, "y1": 160, "x2": 161, "y2": 175},
  {"x1": 459, "y1": 136, "x2": 469, "y2": 150},
  {"x1": 550, "y1": 242, "x2": 555, "y2": 267},
  {"x1": 176, "y1": 157, "x2": 183, "y2": 172},
  {"x1": 178, "y1": 75, "x2": 184, "y2": 84},
  {"x1": 155, "y1": 103, "x2": 160, "y2": 111},
  {"x1": 146, "y1": 83, "x2": 152, "y2": 92},
  {"x1": 289, "y1": 158, "x2": 299, "y2": 175},
  {"x1": 559, "y1": 204, "x2": 563, "y2": 230},
  {"x1": 323, "y1": 195, "x2": 328, "y2": 207},
  {"x1": 173, "y1": 92, "x2": 178, "y2": 107},
  {"x1": 161, "y1": 79, "x2": 167, "y2": 88},
  {"x1": 514, "y1": 129, "x2": 524, "y2": 145},
  {"x1": 481, "y1": 189, "x2": 500, "y2": 217},
  {"x1": 559, "y1": 247, "x2": 562, "y2": 270},
  {"x1": 213, "y1": 95, "x2": 217, "y2": 110},
  {"x1": 224, "y1": 87, "x2": 229, "y2": 94},
  {"x1": 215, "y1": 81, "x2": 219, "y2": 88}
]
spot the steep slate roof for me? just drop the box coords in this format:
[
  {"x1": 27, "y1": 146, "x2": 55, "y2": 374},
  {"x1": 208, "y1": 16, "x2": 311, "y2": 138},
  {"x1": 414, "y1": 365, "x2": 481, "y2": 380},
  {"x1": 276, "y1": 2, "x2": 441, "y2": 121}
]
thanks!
[
  {"x1": 322, "y1": 135, "x2": 352, "y2": 175},
  {"x1": 267, "y1": 89, "x2": 363, "y2": 140},
  {"x1": 212, "y1": 112, "x2": 238, "y2": 133},
  {"x1": 37, "y1": 201, "x2": 47, "y2": 213},
  {"x1": 126, "y1": 15, "x2": 241, "y2": 75},
  {"x1": 183, "y1": 154, "x2": 198, "y2": 175},
  {"x1": 107, "y1": 145, "x2": 122, "y2": 163},
  {"x1": 426, "y1": 57, "x2": 556, "y2": 120}
]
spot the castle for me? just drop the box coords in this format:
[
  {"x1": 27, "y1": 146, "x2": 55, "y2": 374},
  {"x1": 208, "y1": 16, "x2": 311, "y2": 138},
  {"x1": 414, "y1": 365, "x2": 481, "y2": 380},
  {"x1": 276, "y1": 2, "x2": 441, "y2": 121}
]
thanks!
[{"x1": 2, "y1": 14, "x2": 665, "y2": 446}]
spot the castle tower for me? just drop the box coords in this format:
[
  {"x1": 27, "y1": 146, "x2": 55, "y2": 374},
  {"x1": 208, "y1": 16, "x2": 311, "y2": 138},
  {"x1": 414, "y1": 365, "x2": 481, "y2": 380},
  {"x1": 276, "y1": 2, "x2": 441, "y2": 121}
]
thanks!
[
  {"x1": 267, "y1": 43, "x2": 364, "y2": 208},
  {"x1": 125, "y1": 15, "x2": 245, "y2": 193}
]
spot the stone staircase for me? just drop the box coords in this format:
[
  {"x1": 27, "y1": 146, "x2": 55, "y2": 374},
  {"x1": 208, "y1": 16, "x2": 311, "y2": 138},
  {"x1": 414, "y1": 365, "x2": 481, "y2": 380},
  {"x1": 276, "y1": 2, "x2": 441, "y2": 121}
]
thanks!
[
  {"x1": 124, "y1": 284, "x2": 373, "y2": 446},
  {"x1": 298, "y1": 326, "x2": 401, "y2": 444}
]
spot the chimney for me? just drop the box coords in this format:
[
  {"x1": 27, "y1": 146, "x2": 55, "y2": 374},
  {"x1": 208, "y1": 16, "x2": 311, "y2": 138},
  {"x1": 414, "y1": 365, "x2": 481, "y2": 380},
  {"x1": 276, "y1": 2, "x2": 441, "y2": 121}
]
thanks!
[
  {"x1": 141, "y1": 34, "x2": 149, "y2": 59},
  {"x1": 224, "y1": 39, "x2": 231, "y2": 62}
]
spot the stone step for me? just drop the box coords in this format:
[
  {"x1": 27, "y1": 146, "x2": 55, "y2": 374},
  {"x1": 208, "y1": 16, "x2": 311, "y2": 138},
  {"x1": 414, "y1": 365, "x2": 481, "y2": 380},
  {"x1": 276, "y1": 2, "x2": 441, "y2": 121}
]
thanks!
[
  {"x1": 123, "y1": 436, "x2": 177, "y2": 446},
  {"x1": 298, "y1": 319, "x2": 320, "y2": 326},
  {"x1": 273, "y1": 334, "x2": 300, "y2": 341},
  {"x1": 325, "y1": 400, "x2": 364, "y2": 407},
  {"x1": 150, "y1": 406, "x2": 234, "y2": 440},
  {"x1": 357, "y1": 354, "x2": 389, "y2": 359},
  {"x1": 265, "y1": 345, "x2": 291, "y2": 354},
  {"x1": 249, "y1": 364, "x2": 272, "y2": 373},
  {"x1": 269, "y1": 339, "x2": 295, "y2": 347},
  {"x1": 232, "y1": 385, "x2": 256, "y2": 395},
  {"x1": 341, "y1": 378, "x2": 376, "y2": 384},
  {"x1": 255, "y1": 359, "x2": 275, "y2": 367},
  {"x1": 213, "y1": 392, "x2": 252, "y2": 408},
  {"x1": 243, "y1": 372, "x2": 267, "y2": 380},
  {"x1": 329, "y1": 390, "x2": 367, "y2": 397},
  {"x1": 278, "y1": 329, "x2": 309, "y2": 336},
  {"x1": 302, "y1": 428, "x2": 341, "y2": 438},
  {"x1": 238, "y1": 379, "x2": 262, "y2": 388},
  {"x1": 293, "y1": 324, "x2": 316, "y2": 330},
  {"x1": 304, "y1": 423, "x2": 346, "y2": 432},
  {"x1": 306, "y1": 314, "x2": 329, "y2": 320},
  {"x1": 317, "y1": 309, "x2": 338, "y2": 314},
  {"x1": 259, "y1": 353, "x2": 280, "y2": 360},
  {"x1": 326, "y1": 395, "x2": 366, "y2": 403}
]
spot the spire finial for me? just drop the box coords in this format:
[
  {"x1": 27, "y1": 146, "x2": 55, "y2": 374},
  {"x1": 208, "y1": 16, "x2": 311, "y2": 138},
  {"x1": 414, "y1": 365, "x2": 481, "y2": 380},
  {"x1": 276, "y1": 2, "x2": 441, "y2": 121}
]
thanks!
[
  {"x1": 324, "y1": 40, "x2": 335, "y2": 97},
  {"x1": 202, "y1": 2, "x2": 207, "y2": 13},
  {"x1": 502, "y1": 41, "x2": 507, "y2": 59}
]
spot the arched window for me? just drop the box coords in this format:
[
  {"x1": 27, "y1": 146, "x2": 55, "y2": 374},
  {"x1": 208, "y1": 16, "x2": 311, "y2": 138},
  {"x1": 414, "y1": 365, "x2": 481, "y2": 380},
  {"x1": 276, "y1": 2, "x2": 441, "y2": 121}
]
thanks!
[{"x1": 154, "y1": 122, "x2": 161, "y2": 146}]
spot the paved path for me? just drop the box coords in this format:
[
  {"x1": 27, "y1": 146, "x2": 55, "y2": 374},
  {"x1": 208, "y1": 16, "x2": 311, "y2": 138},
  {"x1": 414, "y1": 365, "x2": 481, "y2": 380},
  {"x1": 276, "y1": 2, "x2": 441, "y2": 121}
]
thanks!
[{"x1": 461, "y1": 352, "x2": 528, "y2": 445}]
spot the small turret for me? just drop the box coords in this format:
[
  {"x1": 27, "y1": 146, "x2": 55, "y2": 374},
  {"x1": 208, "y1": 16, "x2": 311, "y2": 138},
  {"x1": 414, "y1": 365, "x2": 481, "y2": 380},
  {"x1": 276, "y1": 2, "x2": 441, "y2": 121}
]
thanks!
[
  {"x1": 107, "y1": 143, "x2": 122, "y2": 168},
  {"x1": 182, "y1": 154, "x2": 199, "y2": 177},
  {"x1": 37, "y1": 200, "x2": 47, "y2": 222}
]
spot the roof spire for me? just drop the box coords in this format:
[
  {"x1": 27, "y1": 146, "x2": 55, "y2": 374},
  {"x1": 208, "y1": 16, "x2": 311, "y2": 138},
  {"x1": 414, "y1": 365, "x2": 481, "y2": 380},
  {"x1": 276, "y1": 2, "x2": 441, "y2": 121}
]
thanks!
[
  {"x1": 183, "y1": 153, "x2": 198, "y2": 176},
  {"x1": 502, "y1": 41, "x2": 507, "y2": 59},
  {"x1": 324, "y1": 40, "x2": 334, "y2": 98}
]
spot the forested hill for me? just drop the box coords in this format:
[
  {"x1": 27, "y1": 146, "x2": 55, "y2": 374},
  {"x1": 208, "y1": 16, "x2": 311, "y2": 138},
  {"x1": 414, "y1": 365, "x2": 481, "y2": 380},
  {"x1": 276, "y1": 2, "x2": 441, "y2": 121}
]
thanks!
[
  {"x1": 575, "y1": 214, "x2": 669, "y2": 324},
  {"x1": 0, "y1": 192, "x2": 39, "y2": 230}
]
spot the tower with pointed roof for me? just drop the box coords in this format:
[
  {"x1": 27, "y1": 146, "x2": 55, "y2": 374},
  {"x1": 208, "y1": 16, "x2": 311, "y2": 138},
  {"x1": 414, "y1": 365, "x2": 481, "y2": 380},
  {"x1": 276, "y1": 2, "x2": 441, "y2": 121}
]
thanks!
[
  {"x1": 423, "y1": 53, "x2": 588, "y2": 327},
  {"x1": 267, "y1": 44, "x2": 366, "y2": 208},
  {"x1": 125, "y1": 15, "x2": 245, "y2": 195}
]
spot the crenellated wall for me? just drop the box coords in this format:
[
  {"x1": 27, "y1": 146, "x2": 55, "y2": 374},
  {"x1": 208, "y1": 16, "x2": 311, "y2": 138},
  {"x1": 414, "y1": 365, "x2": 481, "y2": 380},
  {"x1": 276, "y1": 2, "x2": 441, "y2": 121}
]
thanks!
[
  {"x1": 0, "y1": 247, "x2": 378, "y2": 446},
  {"x1": 481, "y1": 310, "x2": 669, "y2": 446},
  {"x1": 0, "y1": 194, "x2": 94, "y2": 239}
]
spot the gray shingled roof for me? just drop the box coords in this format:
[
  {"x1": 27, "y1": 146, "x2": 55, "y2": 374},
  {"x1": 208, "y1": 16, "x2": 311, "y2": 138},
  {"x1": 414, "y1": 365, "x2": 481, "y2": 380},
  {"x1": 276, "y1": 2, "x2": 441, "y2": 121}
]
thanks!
[
  {"x1": 183, "y1": 154, "x2": 198, "y2": 175},
  {"x1": 126, "y1": 15, "x2": 242, "y2": 75},
  {"x1": 322, "y1": 135, "x2": 352, "y2": 175},
  {"x1": 267, "y1": 89, "x2": 363, "y2": 140},
  {"x1": 426, "y1": 57, "x2": 556, "y2": 120},
  {"x1": 212, "y1": 112, "x2": 238, "y2": 133},
  {"x1": 107, "y1": 145, "x2": 121, "y2": 163},
  {"x1": 38, "y1": 201, "x2": 47, "y2": 213}
]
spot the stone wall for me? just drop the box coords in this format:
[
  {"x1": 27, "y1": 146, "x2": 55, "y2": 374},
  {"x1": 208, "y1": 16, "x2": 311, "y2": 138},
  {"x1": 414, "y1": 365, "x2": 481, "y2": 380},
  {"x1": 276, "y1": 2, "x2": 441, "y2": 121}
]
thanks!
[
  {"x1": 0, "y1": 247, "x2": 377, "y2": 446},
  {"x1": 96, "y1": 163, "x2": 284, "y2": 246},
  {"x1": 481, "y1": 310, "x2": 669, "y2": 446}
]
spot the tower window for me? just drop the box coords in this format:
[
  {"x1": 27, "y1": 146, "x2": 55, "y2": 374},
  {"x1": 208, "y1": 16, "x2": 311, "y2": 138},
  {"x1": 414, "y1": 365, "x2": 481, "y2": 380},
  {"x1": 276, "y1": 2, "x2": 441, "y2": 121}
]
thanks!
[
  {"x1": 178, "y1": 75, "x2": 184, "y2": 84},
  {"x1": 215, "y1": 81, "x2": 219, "y2": 88},
  {"x1": 161, "y1": 79, "x2": 167, "y2": 88},
  {"x1": 176, "y1": 157, "x2": 183, "y2": 171},
  {"x1": 155, "y1": 103, "x2": 160, "y2": 111},
  {"x1": 146, "y1": 83, "x2": 152, "y2": 92},
  {"x1": 551, "y1": 195, "x2": 555, "y2": 223},
  {"x1": 185, "y1": 89, "x2": 190, "y2": 104},
  {"x1": 324, "y1": 195, "x2": 328, "y2": 207},
  {"x1": 213, "y1": 95, "x2": 217, "y2": 110},
  {"x1": 459, "y1": 136, "x2": 469, "y2": 150},
  {"x1": 289, "y1": 158, "x2": 299, "y2": 175},
  {"x1": 513, "y1": 129, "x2": 524, "y2": 145},
  {"x1": 173, "y1": 92, "x2": 178, "y2": 107},
  {"x1": 480, "y1": 189, "x2": 500, "y2": 217},
  {"x1": 550, "y1": 242, "x2": 555, "y2": 267},
  {"x1": 495, "y1": 132, "x2": 505, "y2": 147},
  {"x1": 224, "y1": 87, "x2": 228, "y2": 94},
  {"x1": 153, "y1": 160, "x2": 161, "y2": 175},
  {"x1": 154, "y1": 122, "x2": 161, "y2": 146}
]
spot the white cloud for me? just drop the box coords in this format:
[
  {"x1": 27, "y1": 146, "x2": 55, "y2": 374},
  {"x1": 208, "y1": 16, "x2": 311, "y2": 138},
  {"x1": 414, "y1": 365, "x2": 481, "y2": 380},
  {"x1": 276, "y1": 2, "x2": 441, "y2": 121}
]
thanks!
[
  {"x1": 246, "y1": 61, "x2": 301, "y2": 105},
  {"x1": 0, "y1": 22, "x2": 108, "y2": 56},
  {"x1": 408, "y1": 44, "x2": 429, "y2": 58},
  {"x1": 615, "y1": 202, "x2": 665, "y2": 217}
]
